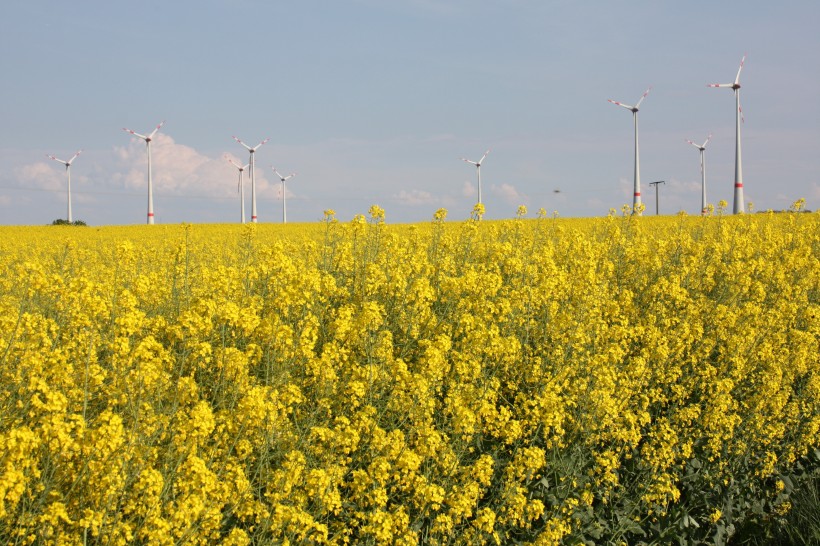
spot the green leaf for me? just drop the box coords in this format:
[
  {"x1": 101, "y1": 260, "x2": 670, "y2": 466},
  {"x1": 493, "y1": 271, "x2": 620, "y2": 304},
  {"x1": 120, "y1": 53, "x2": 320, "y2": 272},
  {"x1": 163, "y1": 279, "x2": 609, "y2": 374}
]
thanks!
[
  {"x1": 617, "y1": 514, "x2": 646, "y2": 536},
  {"x1": 778, "y1": 473, "x2": 794, "y2": 494}
]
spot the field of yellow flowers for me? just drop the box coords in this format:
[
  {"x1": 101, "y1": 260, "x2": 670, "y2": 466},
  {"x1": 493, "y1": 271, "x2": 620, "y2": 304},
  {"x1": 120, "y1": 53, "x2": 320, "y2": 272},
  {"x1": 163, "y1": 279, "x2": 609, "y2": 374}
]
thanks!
[{"x1": 1, "y1": 204, "x2": 818, "y2": 545}]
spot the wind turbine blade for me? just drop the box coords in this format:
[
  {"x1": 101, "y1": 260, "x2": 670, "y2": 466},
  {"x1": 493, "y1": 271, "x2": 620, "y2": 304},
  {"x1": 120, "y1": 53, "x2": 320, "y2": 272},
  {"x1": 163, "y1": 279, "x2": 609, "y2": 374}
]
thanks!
[
  {"x1": 608, "y1": 99, "x2": 635, "y2": 110},
  {"x1": 47, "y1": 154, "x2": 67, "y2": 165},
  {"x1": 233, "y1": 136, "x2": 252, "y2": 151},
  {"x1": 123, "y1": 127, "x2": 148, "y2": 140},
  {"x1": 739, "y1": 102, "x2": 744, "y2": 124},
  {"x1": 285, "y1": 172, "x2": 297, "y2": 181},
  {"x1": 272, "y1": 167, "x2": 283, "y2": 180},
  {"x1": 635, "y1": 86, "x2": 652, "y2": 109},
  {"x1": 686, "y1": 139, "x2": 700, "y2": 149},
  {"x1": 707, "y1": 83, "x2": 733, "y2": 88},
  {"x1": 254, "y1": 138, "x2": 271, "y2": 151},
  {"x1": 226, "y1": 156, "x2": 242, "y2": 169},
  {"x1": 461, "y1": 158, "x2": 478, "y2": 165},
  {"x1": 67, "y1": 150, "x2": 82, "y2": 164},
  {"x1": 734, "y1": 55, "x2": 746, "y2": 85},
  {"x1": 148, "y1": 120, "x2": 165, "y2": 139},
  {"x1": 703, "y1": 133, "x2": 713, "y2": 148},
  {"x1": 479, "y1": 150, "x2": 490, "y2": 164}
]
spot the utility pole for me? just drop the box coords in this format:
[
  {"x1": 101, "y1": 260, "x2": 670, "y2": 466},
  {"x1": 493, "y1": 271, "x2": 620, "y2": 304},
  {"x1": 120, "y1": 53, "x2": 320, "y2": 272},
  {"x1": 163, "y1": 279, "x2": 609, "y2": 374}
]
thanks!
[{"x1": 649, "y1": 180, "x2": 665, "y2": 215}]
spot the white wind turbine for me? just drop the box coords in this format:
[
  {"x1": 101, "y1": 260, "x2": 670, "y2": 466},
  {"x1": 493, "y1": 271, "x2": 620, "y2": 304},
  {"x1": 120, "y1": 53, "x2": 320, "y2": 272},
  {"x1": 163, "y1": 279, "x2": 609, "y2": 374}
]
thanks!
[
  {"x1": 461, "y1": 149, "x2": 490, "y2": 205},
  {"x1": 708, "y1": 55, "x2": 746, "y2": 214},
  {"x1": 47, "y1": 149, "x2": 82, "y2": 223},
  {"x1": 271, "y1": 167, "x2": 297, "y2": 224},
  {"x1": 686, "y1": 133, "x2": 713, "y2": 215},
  {"x1": 226, "y1": 156, "x2": 249, "y2": 224},
  {"x1": 608, "y1": 87, "x2": 651, "y2": 214},
  {"x1": 233, "y1": 136, "x2": 269, "y2": 223},
  {"x1": 123, "y1": 121, "x2": 165, "y2": 224}
]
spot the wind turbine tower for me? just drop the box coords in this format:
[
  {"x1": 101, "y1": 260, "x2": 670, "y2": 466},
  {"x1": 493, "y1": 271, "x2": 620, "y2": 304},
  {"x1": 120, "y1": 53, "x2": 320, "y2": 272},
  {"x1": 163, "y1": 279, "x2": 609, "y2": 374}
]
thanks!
[
  {"x1": 233, "y1": 136, "x2": 269, "y2": 223},
  {"x1": 272, "y1": 167, "x2": 297, "y2": 223},
  {"x1": 226, "y1": 156, "x2": 249, "y2": 223},
  {"x1": 47, "y1": 149, "x2": 82, "y2": 223},
  {"x1": 461, "y1": 150, "x2": 490, "y2": 205},
  {"x1": 123, "y1": 121, "x2": 165, "y2": 224},
  {"x1": 708, "y1": 55, "x2": 746, "y2": 214},
  {"x1": 686, "y1": 133, "x2": 712, "y2": 214},
  {"x1": 608, "y1": 87, "x2": 651, "y2": 214}
]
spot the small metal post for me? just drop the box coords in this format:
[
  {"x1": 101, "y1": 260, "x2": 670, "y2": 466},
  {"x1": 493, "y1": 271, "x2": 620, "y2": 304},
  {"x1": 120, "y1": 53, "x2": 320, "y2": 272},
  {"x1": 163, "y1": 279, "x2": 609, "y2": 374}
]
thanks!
[{"x1": 649, "y1": 180, "x2": 665, "y2": 215}]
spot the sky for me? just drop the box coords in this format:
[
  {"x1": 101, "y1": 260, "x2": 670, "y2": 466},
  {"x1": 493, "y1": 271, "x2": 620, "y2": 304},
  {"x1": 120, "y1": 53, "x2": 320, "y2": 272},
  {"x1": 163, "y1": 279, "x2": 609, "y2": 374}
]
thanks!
[{"x1": 1, "y1": 0, "x2": 818, "y2": 225}]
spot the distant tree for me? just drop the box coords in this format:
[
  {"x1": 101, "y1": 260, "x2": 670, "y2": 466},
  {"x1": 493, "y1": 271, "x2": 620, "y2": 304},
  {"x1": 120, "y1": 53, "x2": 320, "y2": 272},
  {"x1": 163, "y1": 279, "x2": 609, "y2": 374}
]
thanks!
[{"x1": 50, "y1": 219, "x2": 87, "y2": 226}]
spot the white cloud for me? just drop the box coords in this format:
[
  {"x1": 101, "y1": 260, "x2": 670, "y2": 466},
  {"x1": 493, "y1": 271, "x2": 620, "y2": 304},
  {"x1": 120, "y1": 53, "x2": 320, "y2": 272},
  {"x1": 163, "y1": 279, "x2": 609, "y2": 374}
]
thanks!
[
  {"x1": 490, "y1": 183, "x2": 528, "y2": 206},
  {"x1": 617, "y1": 176, "x2": 632, "y2": 198},
  {"x1": 585, "y1": 197, "x2": 608, "y2": 213},
  {"x1": 462, "y1": 181, "x2": 475, "y2": 197},
  {"x1": 4, "y1": 159, "x2": 102, "y2": 222},
  {"x1": 668, "y1": 179, "x2": 701, "y2": 194},
  {"x1": 113, "y1": 133, "x2": 275, "y2": 200},
  {"x1": 14, "y1": 162, "x2": 62, "y2": 191},
  {"x1": 394, "y1": 189, "x2": 436, "y2": 205},
  {"x1": 12, "y1": 158, "x2": 100, "y2": 205}
]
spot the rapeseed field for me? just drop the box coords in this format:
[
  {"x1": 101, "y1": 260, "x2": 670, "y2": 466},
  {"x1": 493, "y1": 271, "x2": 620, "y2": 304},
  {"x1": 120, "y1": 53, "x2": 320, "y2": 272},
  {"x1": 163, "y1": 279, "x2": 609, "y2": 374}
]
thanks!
[{"x1": 1, "y1": 204, "x2": 818, "y2": 545}]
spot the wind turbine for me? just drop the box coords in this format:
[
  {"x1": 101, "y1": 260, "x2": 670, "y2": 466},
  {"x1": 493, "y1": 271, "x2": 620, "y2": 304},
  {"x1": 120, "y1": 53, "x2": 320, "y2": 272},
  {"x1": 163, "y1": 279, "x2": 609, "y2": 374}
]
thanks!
[
  {"x1": 461, "y1": 149, "x2": 490, "y2": 205},
  {"x1": 226, "y1": 156, "x2": 249, "y2": 224},
  {"x1": 123, "y1": 121, "x2": 165, "y2": 224},
  {"x1": 708, "y1": 55, "x2": 746, "y2": 214},
  {"x1": 271, "y1": 167, "x2": 297, "y2": 223},
  {"x1": 46, "y1": 149, "x2": 82, "y2": 223},
  {"x1": 686, "y1": 133, "x2": 712, "y2": 214},
  {"x1": 233, "y1": 136, "x2": 269, "y2": 223},
  {"x1": 608, "y1": 87, "x2": 651, "y2": 214}
]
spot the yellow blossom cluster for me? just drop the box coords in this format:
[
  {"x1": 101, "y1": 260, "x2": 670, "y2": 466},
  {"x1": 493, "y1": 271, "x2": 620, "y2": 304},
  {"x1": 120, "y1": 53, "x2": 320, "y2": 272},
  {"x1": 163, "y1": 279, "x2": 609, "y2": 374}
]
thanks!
[{"x1": 0, "y1": 207, "x2": 818, "y2": 544}]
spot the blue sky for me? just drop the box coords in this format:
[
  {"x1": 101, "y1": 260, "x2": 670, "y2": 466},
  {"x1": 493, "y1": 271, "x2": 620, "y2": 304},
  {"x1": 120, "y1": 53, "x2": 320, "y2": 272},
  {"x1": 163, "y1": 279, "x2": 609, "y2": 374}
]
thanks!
[{"x1": 1, "y1": 1, "x2": 818, "y2": 224}]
